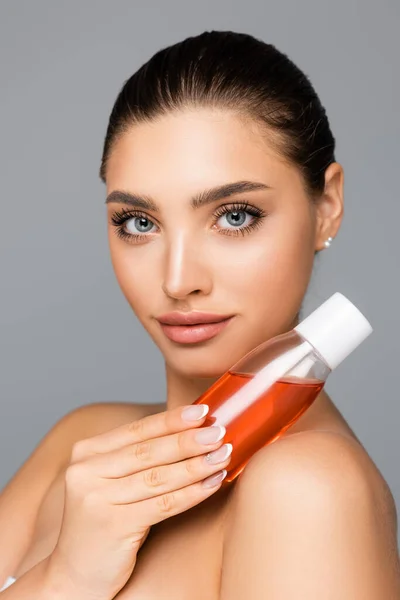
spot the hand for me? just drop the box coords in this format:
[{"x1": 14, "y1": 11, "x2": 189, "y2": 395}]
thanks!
[{"x1": 44, "y1": 403, "x2": 232, "y2": 600}]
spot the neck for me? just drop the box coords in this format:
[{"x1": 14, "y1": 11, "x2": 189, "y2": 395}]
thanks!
[{"x1": 165, "y1": 365, "x2": 219, "y2": 410}]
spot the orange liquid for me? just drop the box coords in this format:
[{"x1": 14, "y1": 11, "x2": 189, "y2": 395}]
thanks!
[{"x1": 193, "y1": 371, "x2": 324, "y2": 483}]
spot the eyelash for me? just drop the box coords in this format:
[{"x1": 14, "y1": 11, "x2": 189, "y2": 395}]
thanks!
[{"x1": 110, "y1": 201, "x2": 266, "y2": 243}]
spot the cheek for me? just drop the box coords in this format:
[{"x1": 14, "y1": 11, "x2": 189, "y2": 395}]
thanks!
[
  {"x1": 214, "y1": 219, "x2": 315, "y2": 330},
  {"x1": 108, "y1": 239, "x2": 157, "y2": 318},
  {"x1": 217, "y1": 225, "x2": 313, "y2": 290}
]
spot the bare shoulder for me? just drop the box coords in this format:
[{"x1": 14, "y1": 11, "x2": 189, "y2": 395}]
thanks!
[
  {"x1": 228, "y1": 429, "x2": 397, "y2": 534},
  {"x1": 220, "y1": 430, "x2": 400, "y2": 598}
]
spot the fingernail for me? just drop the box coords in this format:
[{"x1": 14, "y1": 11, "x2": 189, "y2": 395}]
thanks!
[
  {"x1": 202, "y1": 469, "x2": 227, "y2": 489},
  {"x1": 204, "y1": 443, "x2": 233, "y2": 465},
  {"x1": 195, "y1": 425, "x2": 226, "y2": 445},
  {"x1": 181, "y1": 404, "x2": 209, "y2": 422}
]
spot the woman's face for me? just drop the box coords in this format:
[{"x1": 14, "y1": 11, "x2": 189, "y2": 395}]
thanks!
[{"x1": 105, "y1": 108, "x2": 337, "y2": 379}]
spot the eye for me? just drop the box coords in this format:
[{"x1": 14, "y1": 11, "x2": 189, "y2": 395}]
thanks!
[
  {"x1": 126, "y1": 216, "x2": 156, "y2": 234},
  {"x1": 109, "y1": 208, "x2": 158, "y2": 243},
  {"x1": 213, "y1": 202, "x2": 266, "y2": 236},
  {"x1": 217, "y1": 210, "x2": 253, "y2": 229}
]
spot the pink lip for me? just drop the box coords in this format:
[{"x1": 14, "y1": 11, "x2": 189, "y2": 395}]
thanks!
[
  {"x1": 156, "y1": 312, "x2": 234, "y2": 344},
  {"x1": 157, "y1": 312, "x2": 233, "y2": 325}
]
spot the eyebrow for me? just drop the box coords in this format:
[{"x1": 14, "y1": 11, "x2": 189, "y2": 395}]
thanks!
[{"x1": 105, "y1": 180, "x2": 272, "y2": 212}]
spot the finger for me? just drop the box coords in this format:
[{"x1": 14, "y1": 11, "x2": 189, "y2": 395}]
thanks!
[
  {"x1": 82, "y1": 424, "x2": 226, "y2": 478},
  {"x1": 70, "y1": 404, "x2": 210, "y2": 460},
  {"x1": 115, "y1": 468, "x2": 228, "y2": 528},
  {"x1": 104, "y1": 443, "x2": 233, "y2": 504}
]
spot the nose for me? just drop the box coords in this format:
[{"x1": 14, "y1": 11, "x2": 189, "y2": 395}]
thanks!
[{"x1": 161, "y1": 233, "x2": 213, "y2": 300}]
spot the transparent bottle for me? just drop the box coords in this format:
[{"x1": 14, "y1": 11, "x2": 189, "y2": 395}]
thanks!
[{"x1": 192, "y1": 293, "x2": 373, "y2": 484}]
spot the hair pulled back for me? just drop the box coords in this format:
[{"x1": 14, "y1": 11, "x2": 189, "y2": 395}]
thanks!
[{"x1": 99, "y1": 30, "x2": 336, "y2": 199}]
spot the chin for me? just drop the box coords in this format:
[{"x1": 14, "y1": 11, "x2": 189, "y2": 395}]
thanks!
[
  {"x1": 177, "y1": 363, "x2": 227, "y2": 380},
  {"x1": 148, "y1": 318, "x2": 266, "y2": 380},
  {"x1": 164, "y1": 341, "x2": 248, "y2": 380}
]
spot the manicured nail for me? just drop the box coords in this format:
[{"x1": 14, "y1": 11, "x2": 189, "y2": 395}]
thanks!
[
  {"x1": 204, "y1": 443, "x2": 233, "y2": 465},
  {"x1": 202, "y1": 469, "x2": 227, "y2": 489},
  {"x1": 181, "y1": 404, "x2": 209, "y2": 422},
  {"x1": 195, "y1": 425, "x2": 226, "y2": 445}
]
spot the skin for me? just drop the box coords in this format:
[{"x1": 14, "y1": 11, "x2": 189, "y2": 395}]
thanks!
[
  {"x1": 1, "y1": 106, "x2": 398, "y2": 597},
  {"x1": 105, "y1": 107, "x2": 343, "y2": 403},
  {"x1": 102, "y1": 107, "x2": 400, "y2": 598}
]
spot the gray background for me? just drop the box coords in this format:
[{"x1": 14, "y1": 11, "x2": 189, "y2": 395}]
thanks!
[{"x1": 1, "y1": 0, "x2": 399, "y2": 539}]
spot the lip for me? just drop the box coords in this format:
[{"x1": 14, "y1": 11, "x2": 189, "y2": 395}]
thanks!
[
  {"x1": 156, "y1": 312, "x2": 235, "y2": 344},
  {"x1": 157, "y1": 312, "x2": 234, "y2": 325}
]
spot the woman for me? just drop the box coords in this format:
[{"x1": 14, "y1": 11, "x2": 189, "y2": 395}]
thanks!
[{"x1": 1, "y1": 30, "x2": 399, "y2": 598}]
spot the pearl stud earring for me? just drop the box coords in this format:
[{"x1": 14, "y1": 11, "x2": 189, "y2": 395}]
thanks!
[{"x1": 324, "y1": 237, "x2": 333, "y2": 248}]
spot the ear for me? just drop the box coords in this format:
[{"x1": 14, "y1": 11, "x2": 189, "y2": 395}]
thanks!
[{"x1": 314, "y1": 162, "x2": 344, "y2": 252}]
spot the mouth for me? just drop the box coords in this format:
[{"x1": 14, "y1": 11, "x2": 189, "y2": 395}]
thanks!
[{"x1": 156, "y1": 312, "x2": 235, "y2": 344}]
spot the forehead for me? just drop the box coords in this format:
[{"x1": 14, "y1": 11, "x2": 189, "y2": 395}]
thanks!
[{"x1": 105, "y1": 108, "x2": 297, "y2": 196}]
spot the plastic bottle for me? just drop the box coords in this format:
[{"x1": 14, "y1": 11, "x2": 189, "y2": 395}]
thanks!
[{"x1": 192, "y1": 293, "x2": 373, "y2": 483}]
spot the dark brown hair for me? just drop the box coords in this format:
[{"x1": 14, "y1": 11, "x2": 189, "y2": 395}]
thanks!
[{"x1": 99, "y1": 30, "x2": 336, "y2": 200}]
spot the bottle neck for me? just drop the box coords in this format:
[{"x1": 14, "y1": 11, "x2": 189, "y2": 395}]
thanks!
[{"x1": 285, "y1": 339, "x2": 331, "y2": 382}]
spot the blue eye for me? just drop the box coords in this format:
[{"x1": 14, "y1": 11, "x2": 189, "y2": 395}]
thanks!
[
  {"x1": 110, "y1": 208, "x2": 158, "y2": 242},
  {"x1": 213, "y1": 202, "x2": 265, "y2": 236},
  {"x1": 126, "y1": 216, "x2": 155, "y2": 234},
  {"x1": 217, "y1": 210, "x2": 252, "y2": 229}
]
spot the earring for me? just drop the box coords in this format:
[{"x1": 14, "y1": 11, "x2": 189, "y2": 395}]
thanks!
[{"x1": 324, "y1": 236, "x2": 333, "y2": 248}]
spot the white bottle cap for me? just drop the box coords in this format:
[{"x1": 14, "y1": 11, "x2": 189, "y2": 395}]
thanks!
[{"x1": 294, "y1": 293, "x2": 373, "y2": 370}]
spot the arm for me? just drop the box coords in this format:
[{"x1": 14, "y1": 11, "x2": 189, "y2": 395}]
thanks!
[
  {"x1": 0, "y1": 555, "x2": 117, "y2": 600},
  {"x1": 0, "y1": 555, "x2": 109, "y2": 600},
  {"x1": 0, "y1": 557, "x2": 54, "y2": 599},
  {"x1": 0, "y1": 401, "x2": 152, "y2": 590},
  {"x1": 0, "y1": 406, "x2": 90, "y2": 585},
  {"x1": 220, "y1": 431, "x2": 400, "y2": 599}
]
